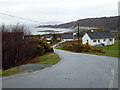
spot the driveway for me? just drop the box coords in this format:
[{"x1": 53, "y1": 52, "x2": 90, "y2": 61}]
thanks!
[{"x1": 2, "y1": 49, "x2": 118, "y2": 88}]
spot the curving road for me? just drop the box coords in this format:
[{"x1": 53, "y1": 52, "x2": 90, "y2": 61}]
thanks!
[{"x1": 2, "y1": 49, "x2": 118, "y2": 88}]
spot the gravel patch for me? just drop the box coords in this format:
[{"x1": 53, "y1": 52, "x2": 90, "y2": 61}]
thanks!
[{"x1": 19, "y1": 64, "x2": 51, "y2": 72}]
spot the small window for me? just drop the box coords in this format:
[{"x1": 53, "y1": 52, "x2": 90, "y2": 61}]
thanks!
[
  {"x1": 98, "y1": 40, "x2": 100, "y2": 42},
  {"x1": 93, "y1": 40, "x2": 96, "y2": 42},
  {"x1": 103, "y1": 39, "x2": 106, "y2": 42},
  {"x1": 110, "y1": 39, "x2": 113, "y2": 41}
]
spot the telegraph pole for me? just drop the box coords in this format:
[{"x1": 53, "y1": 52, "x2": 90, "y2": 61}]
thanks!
[{"x1": 78, "y1": 23, "x2": 80, "y2": 43}]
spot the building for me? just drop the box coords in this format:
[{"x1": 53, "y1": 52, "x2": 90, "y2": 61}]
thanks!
[
  {"x1": 44, "y1": 35, "x2": 53, "y2": 44},
  {"x1": 118, "y1": 33, "x2": 120, "y2": 40},
  {"x1": 61, "y1": 34, "x2": 73, "y2": 41},
  {"x1": 74, "y1": 33, "x2": 84, "y2": 39},
  {"x1": 82, "y1": 31, "x2": 114, "y2": 46},
  {"x1": 44, "y1": 35, "x2": 53, "y2": 41}
]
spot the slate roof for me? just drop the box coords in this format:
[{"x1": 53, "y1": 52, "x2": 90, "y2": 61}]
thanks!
[
  {"x1": 74, "y1": 33, "x2": 84, "y2": 37},
  {"x1": 44, "y1": 35, "x2": 53, "y2": 38},
  {"x1": 61, "y1": 34, "x2": 73, "y2": 39},
  {"x1": 118, "y1": 33, "x2": 120, "y2": 38},
  {"x1": 87, "y1": 31, "x2": 114, "y2": 39}
]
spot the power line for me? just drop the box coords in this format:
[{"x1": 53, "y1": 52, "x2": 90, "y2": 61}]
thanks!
[{"x1": 0, "y1": 12, "x2": 40, "y2": 23}]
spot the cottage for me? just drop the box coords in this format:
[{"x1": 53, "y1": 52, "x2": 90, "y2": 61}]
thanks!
[
  {"x1": 61, "y1": 34, "x2": 73, "y2": 41},
  {"x1": 82, "y1": 31, "x2": 114, "y2": 46},
  {"x1": 44, "y1": 35, "x2": 53, "y2": 41},
  {"x1": 74, "y1": 33, "x2": 84, "y2": 39}
]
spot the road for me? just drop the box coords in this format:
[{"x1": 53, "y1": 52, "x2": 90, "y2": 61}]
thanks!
[{"x1": 2, "y1": 49, "x2": 118, "y2": 88}]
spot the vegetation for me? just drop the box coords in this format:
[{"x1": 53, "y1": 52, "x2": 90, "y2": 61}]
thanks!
[
  {"x1": 50, "y1": 34, "x2": 61, "y2": 46},
  {"x1": 62, "y1": 42, "x2": 105, "y2": 53},
  {"x1": 56, "y1": 40, "x2": 119, "y2": 57},
  {"x1": 2, "y1": 25, "x2": 53, "y2": 70},
  {"x1": 93, "y1": 40, "x2": 119, "y2": 57},
  {"x1": 0, "y1": 67, "x2": 27, "y2": 76},
  {"x1": 1, "y1": 52, "x2": 60, "y2": 76},
  {"x1": 96, "y1": 27, "x2": 103, "y2": 31},
  {"x1": 38, "y1": 16, "x2": 119, "y2": 31},
  {"x1": 34, "y1": 53, "x2": 60, "y2": 65}
]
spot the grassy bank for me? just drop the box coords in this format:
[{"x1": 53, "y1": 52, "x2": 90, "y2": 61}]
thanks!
[
  {"x1": 34, "y1": 52, "x2": 60, "y2": 65},
  {"x1": 1, "y1": 52, "x2": 60, "y2": 76},
  {"x1": 0, "y1": 67, "x2": 28, "y2": 76},
  {"x1": 93, "y1": 40, "x2": 119, "y2": 57}
]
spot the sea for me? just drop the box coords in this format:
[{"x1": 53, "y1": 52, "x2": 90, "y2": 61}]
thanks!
[{"x1": 27, "y1": 25, "x2": 74, "y2": 35}]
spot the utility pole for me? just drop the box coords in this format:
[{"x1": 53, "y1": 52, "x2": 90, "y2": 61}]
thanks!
[{"x1": 78, "y1": 23, "x2": 80, "y2": 43}]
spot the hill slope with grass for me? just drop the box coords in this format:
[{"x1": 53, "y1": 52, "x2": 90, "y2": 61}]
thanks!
[{"x1": 38, "y1": 16, "x2": 119, "y2": 31}]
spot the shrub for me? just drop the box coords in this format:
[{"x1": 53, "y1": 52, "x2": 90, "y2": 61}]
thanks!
[
  {"x1": 34, "y1": 45, "x2": 45, "y2": 56},
  {"x1": 50, "y1": 48, "x2": 54, "y2": 52},
  {"x1": 94, "y1": 48, "x2": 105, "y2": 53},
  {"x1": 62, "y1": 42, "x2": 104, "y2": 53},
  {"x1": 34, "y1": 39, "x2": 50, "y2": 52}
]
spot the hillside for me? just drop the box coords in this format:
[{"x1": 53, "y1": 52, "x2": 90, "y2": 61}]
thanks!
[{"x1": 38, "y1": 16, "x2": 119, "y2": 31}]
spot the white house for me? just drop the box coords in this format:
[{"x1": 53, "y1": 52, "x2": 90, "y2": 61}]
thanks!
[
  {"x1": 61, "y1": 34, "x2": 74, "y2": 41},
  {"x1": 44, "y1": 35, "x2": 53, "y2": 44},
  {"x1": 44, "y1": 35, "x2": 53, "y2": 41},
  {"x1": 82, "y1": 31, "x2": 114, "y2": 46}
]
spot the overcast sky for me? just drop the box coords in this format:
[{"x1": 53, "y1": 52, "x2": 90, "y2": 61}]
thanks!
[{"x1": 0, "y1": 0, "x2": 119, "y2": 25}]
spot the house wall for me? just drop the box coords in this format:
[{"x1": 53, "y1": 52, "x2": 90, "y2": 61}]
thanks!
[
  {"x1": 91, "y1": 38, "x2": 114, "y2": 46},
  {"x1": 82, "y1": 33, "x2": 92, "y2": 45},
  {"x1": 62, "y1": 39, "x2": 74, "y2": 41},
  {"x1": 82, "y1": 33, "x2": 114, "y2": 46},
  {"x1": 46, "y1": 37, "x2": 52, "y2": 41}
]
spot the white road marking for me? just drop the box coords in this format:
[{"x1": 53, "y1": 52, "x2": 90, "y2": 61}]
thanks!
[{"x1": 108, "y1": 69, "x2": 115, "y2": 90}]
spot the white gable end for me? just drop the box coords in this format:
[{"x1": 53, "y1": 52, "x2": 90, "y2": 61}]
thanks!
[{"x1": 82, "y1": 33, "x2": 92, "y2": 45}]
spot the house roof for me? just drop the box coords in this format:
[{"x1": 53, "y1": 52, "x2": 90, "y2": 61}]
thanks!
[
  {"x1": 44, "y1": 35, "x2": 53, "y2": 38},
  {"x1": 74, "y1": 33, "x2": 84, "y2": 37},
  {"x1": 87, "y1": 31, "x2": 114, "y2": 39},
  {"x1": 61, "y1": 34, "x2": 73, "y2": 39},
  {"x1": 118, "y1": 33, "x2": 120, "y2": 38}
]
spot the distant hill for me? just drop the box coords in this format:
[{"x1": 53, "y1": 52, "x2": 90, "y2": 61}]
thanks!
[{"x1": 38, "y1": 16, "x2": 119, "y2": 31}]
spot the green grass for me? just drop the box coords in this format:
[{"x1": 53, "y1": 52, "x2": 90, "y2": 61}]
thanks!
[
  {"x1": 93, "y1": 40, "x2": 119, "y2": 57},
  {"x1": 0, "y1": 67, "x2": 25, "y2": 76},
  {"x1": 55, "y1": 46, "x2": 63, "y2": 50},
  {"x1": 34, "y1": 53, "x2": 60, "y2": 65}
]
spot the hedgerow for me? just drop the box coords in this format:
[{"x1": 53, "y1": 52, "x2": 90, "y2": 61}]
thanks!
[{"x1": 63, "y1": 42, "x2": 105, "y2": 53}]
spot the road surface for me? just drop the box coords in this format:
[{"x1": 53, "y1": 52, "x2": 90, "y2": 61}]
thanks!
[{"x1": 2, "y1": 49, "x2": 118, "y2": 88}]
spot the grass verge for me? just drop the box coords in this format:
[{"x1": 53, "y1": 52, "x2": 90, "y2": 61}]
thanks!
[
  {"x1": 34, "y1": 52, "x2": 60, "y2": 65},
  {"x1": 1, "y1": 52, "x2": 60, "y2": 77},
  {"x1": 0, "y1": 67, "x2": 28, "y2": 77},
  {"x1": 93, "y1": 40, "x2": 119, "y2": 57}
]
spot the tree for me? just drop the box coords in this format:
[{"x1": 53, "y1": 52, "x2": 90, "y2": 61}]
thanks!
[{"x1": 96, "y1": 27, "x2": 103, "y2": 32}]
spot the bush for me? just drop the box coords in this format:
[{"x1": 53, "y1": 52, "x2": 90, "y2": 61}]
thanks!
[
  {"x1": 34, "y1": 39, "x2": 50, "y2": 52},
  {"x1": 62, "y1": 42, "x2": 104, "y2": 53},
  {"x1": 94, "y1": 48, "x2": 105, "y2": 53},
  {"x1": 34, "y1": 45, "x2": 45, "y2": 56},
  {"x1": 50, "y1": 48, "x2": 54, "y2": 52}
]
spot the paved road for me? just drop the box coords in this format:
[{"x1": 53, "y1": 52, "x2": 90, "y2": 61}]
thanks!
[{"x1": 2, "y1": 49, "x2": 118, "y2": 88}]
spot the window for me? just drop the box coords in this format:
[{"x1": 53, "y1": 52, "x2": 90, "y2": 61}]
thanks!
[
  {"x1": 103, "y1": 39, "x2": 106, "y2": 42},
  {"x1": 98, "y1": 40, "x2": 100, "y2": 42},
  {"x1": 110, "y1": 39, "x2": 113, "y2": 41},
  {"x1": 93, "y1": 40, "x2": 96, "y2": 42}
]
